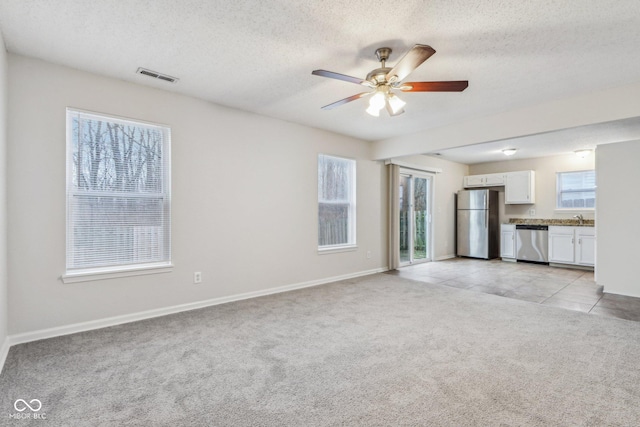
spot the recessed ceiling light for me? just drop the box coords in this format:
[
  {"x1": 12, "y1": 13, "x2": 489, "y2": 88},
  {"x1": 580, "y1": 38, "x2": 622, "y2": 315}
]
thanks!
[
  {"x1": 574, "y1": 149, "x2": 592, "y2": 158},
  {"x1": 502, "y1": 148, "x2": 517, "y2": 156}
]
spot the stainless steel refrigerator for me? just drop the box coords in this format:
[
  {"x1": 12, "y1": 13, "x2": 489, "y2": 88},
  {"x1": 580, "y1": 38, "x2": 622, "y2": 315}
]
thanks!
[{"x1": 456, "y1": 189, "x2": 500, "y2": 259}]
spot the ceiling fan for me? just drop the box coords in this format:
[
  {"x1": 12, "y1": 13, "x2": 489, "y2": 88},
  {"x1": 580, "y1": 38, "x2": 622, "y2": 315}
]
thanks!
[{"x1": 312, "y1": 44, "x2": 468, "y2": 117}]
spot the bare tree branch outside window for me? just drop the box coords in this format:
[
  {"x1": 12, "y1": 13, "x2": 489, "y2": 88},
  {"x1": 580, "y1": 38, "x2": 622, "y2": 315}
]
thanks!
[{"x1": 66, "y1": 110, "x2": 171, "y2": 272}]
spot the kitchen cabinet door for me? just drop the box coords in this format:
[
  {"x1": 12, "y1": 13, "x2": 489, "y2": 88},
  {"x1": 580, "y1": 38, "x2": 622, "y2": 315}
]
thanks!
[
  {"x1": 576, "y1": 228, "x2": 596, "y2": 266},
  {"x1": 505, "y1": 171, "x2": 535, "y2": 204},
  {"x1": 548, "y1": 226, "x2": 575, "y2": 264},
  {"x1": 485, "y1": 173, "x2": 506, "y2": 186},
  {"x1": 463, "y1": 175, "x2": 485, "y2": 187},
  {"x1": 500, "y1": 224, "x2": 516, "y2": 259},
  {"x1": 464, "y1": 173, "x2": 506, "y2": 188}
]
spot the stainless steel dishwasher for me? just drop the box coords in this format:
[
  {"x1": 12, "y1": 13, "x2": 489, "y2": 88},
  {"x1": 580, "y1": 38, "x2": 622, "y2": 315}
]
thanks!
[{"x1": 516, "y1": 225, "x2": 549, "y2": 264}]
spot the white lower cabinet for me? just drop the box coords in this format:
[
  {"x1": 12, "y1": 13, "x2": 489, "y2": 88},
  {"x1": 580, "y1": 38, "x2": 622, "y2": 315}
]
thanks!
[
  {"x1": 549, "y1": 226, "x2": 575, "y2": 264},
  {"x1": 575, "y1": 228, "x2": 596, "y2": 266},
  {"x1": 500, "y1": 224, "x2": 516, "y2": 259},
  {"x1": 548, "y1": 226, "x2": 595, "y2": 267}
]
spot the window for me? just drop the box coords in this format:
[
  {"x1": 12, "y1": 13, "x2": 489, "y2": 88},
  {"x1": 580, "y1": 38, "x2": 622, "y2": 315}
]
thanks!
[
  {"x1": 556, "y1": 170, "x2": 595, "y2": 209},
  {"x1": 65, "y1": 109, "x2": 171, "y2": 279},
  {"x1": 318, "y1": 154, "x2": 356, "y2": 250}
]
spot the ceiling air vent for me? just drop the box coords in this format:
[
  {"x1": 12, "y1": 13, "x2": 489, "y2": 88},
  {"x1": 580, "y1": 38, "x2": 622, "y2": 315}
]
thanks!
[{"x1": 136, "y1": 67, "x2": 179, "y2": 83}]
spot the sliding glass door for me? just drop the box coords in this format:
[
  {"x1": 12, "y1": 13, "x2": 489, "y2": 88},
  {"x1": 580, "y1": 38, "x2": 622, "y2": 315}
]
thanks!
[{"x1": 399, "y1": 171, "x2": 433, "y2": 266}]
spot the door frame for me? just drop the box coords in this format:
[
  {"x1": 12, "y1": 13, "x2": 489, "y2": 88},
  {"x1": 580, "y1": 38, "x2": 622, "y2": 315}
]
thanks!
[{"x1": 399, "y1": 168, "x2": 435, "y2": 266}]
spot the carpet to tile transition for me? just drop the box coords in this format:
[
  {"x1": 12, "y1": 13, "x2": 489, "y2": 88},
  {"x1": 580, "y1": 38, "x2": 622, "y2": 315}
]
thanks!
[{"x1": 1, "y1": 273, "x2": 640, "y2": 426}]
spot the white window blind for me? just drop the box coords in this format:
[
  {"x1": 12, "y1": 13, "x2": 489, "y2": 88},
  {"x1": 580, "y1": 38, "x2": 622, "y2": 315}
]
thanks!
[
  {"x1": 556, "y1": 170, "x2": 596, "y2": 209},
  {"x1": 318, "y1": 154, "x2": 356, "y2": 249},
  {"x1": 66, "y1": 109, "x2": 171, "y2": 274}
]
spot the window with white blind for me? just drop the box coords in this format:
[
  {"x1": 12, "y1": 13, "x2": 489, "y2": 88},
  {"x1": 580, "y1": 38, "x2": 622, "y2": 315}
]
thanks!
[
  {"x1": 64, "y1": 109, "x2": 171, "y2": 280},
  {"x1": 556, "y1": 170, "x2": 596, "y2": 209},
  {"x1": 318, "y1": 154, "x2": 356, "y2": 250}
]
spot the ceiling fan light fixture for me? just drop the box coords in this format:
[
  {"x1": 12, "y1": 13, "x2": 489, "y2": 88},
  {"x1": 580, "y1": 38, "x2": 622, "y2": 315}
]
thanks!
[
  {"x1": 575, "y1": 149, "x2": 592, "y2": 158},
  {"x1": 365, "y1": 104, "x2": 381, "y2": 117},
  {"x1": 312, "y1": 44, "x2": 468, "y2": 116},
  {"x1": 502, "y1": 148, "x2": 517, "y2": 156},
  {"x1": 387, "y1": 93, "x2": 406, "y2": 115},
  {"x1": 369, "y1": 91, "x2": 386, "y2": 109},
  {"x1": 366, "y1": 90, "x2": 386, "y2": 116}
]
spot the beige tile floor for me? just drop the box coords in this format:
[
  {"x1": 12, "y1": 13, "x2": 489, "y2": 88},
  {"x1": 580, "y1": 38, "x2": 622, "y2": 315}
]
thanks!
[{"x1": 385, "y1": 258, "x2": 640, "y2": 322}]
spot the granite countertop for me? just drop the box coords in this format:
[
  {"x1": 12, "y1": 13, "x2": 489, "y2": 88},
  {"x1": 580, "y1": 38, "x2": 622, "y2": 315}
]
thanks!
[{"x1": 508, "y1": 218, "x2": 594, "y2": 227}]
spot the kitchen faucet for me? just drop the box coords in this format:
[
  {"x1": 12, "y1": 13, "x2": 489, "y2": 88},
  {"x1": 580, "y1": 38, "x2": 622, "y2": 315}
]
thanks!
[{"x1": 573, "y1": 214, "x2": 584, "y2": 225}]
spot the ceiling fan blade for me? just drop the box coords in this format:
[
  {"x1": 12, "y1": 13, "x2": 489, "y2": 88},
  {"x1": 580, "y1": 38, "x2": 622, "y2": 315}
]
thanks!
[
  {"x1": 321, "y1": 92, "x2": 372, "y2": 110},
  {"x1": 312, "y1": 70, "x2": 371, "y2": 86},
  {"x1": 399, "y1": 81, "x2": 469, "y2": 92},
  {"x1": 385, "y1": 44, "x2": 436, "y2": 83}
]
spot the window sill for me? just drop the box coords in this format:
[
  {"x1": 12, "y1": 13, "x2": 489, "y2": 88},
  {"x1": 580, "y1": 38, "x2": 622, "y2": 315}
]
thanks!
[
  {"x1": 61, "y1": 263, "x2": 174, "y2": 284},
  {"x1": 554, "y1": 208, "x2": 595, "y2": 213},
  {"x1": 317, "y1": 245, "x2": 358, "y2": 255}
]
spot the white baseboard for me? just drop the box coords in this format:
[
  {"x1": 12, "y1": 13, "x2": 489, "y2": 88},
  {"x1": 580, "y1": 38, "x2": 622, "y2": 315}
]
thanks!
[
  {"x1": 0, "y1": 336, "x2": 9, "y2": 375},
  {"x1": 549, "y1": 263, "x2": 594, "y2": 272},
  {"x1": 601, "y1": 288, "x2": 640, "y2": 299},
  {"x1": 8, "y1": 267, "x2": 388, "y2": 347},
  {"x1": 434, "y1": 254, "x2": 456, "y2": 261}
]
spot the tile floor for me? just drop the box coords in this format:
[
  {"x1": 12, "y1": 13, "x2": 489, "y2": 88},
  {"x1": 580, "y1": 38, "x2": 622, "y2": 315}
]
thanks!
[{"x1": 385, "y1": 258, "x2": 640, "y2": 322}]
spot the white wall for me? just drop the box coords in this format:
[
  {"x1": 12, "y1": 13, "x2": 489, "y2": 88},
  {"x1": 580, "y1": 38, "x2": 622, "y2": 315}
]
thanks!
[
  {"x1": 596, "y1": 141, "x2": 640, "y2": 297},
  {"x1": 392, "y1": 155, "x2": 468, "y2": 260},
  {"x1": 0, "y1": 31, "x2": 8, "y2": 359},
  {"x1": 469, "y1": 154, "x2": 595, "y2": 222},
  {"x1": 7, "y1": 54, "x2": 386, "y2": 335}
]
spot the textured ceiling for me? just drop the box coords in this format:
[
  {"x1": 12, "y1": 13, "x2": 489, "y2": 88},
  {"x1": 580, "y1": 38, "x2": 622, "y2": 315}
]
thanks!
[
  {"x1": 427, "y1": 117, "x2": 640, "y2": 164},
  {"x1": 1, "y1": 0, "x2": 640, "y2": 149}
]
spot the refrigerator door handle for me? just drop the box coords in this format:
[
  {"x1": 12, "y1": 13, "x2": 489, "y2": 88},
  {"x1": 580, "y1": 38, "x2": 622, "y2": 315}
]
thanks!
[{"x1": 485, "y1": 211, "x2": 488, "y2": 228}]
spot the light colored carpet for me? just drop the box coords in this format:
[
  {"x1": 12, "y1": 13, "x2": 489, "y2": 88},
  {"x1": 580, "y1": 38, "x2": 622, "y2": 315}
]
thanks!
[{"x1": 2, "y1": 273, "x2": 640, "y2": 426}]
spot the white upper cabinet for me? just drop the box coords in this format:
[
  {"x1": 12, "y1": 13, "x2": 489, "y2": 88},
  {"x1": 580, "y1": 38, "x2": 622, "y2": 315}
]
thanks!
[
  {"x1": 463, "y1": 175, "x2": 486, "y2": 187},
  {"x1": 485, "y1": 173, "x2": 506, "y2": 186},
  {"x1": 463, "y1": 173, "x2": 506, "y2": 188},
  {"x1": 463, "y1": 171, "x2": 533, "y2": 204},
  {"x1": 505, "y1": 171, "x2": 535, "y2": 204}
]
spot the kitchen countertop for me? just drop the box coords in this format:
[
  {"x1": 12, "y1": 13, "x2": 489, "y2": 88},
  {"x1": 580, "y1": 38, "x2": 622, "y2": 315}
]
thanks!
[{"x1": 507, "y1": 218, "x2": 594, "y2": 227}]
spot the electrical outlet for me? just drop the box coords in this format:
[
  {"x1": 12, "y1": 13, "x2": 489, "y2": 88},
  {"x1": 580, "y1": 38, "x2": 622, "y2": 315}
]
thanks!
[
  {"x1": 193, "y1": 272, "x2": 202, "y2": 284},
  {"x1": 366, "y1": 250, "x2": 372, "y2": 259},
  {"x1": 529, "y1": 208, "x2": 536, "y2": 217}
]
